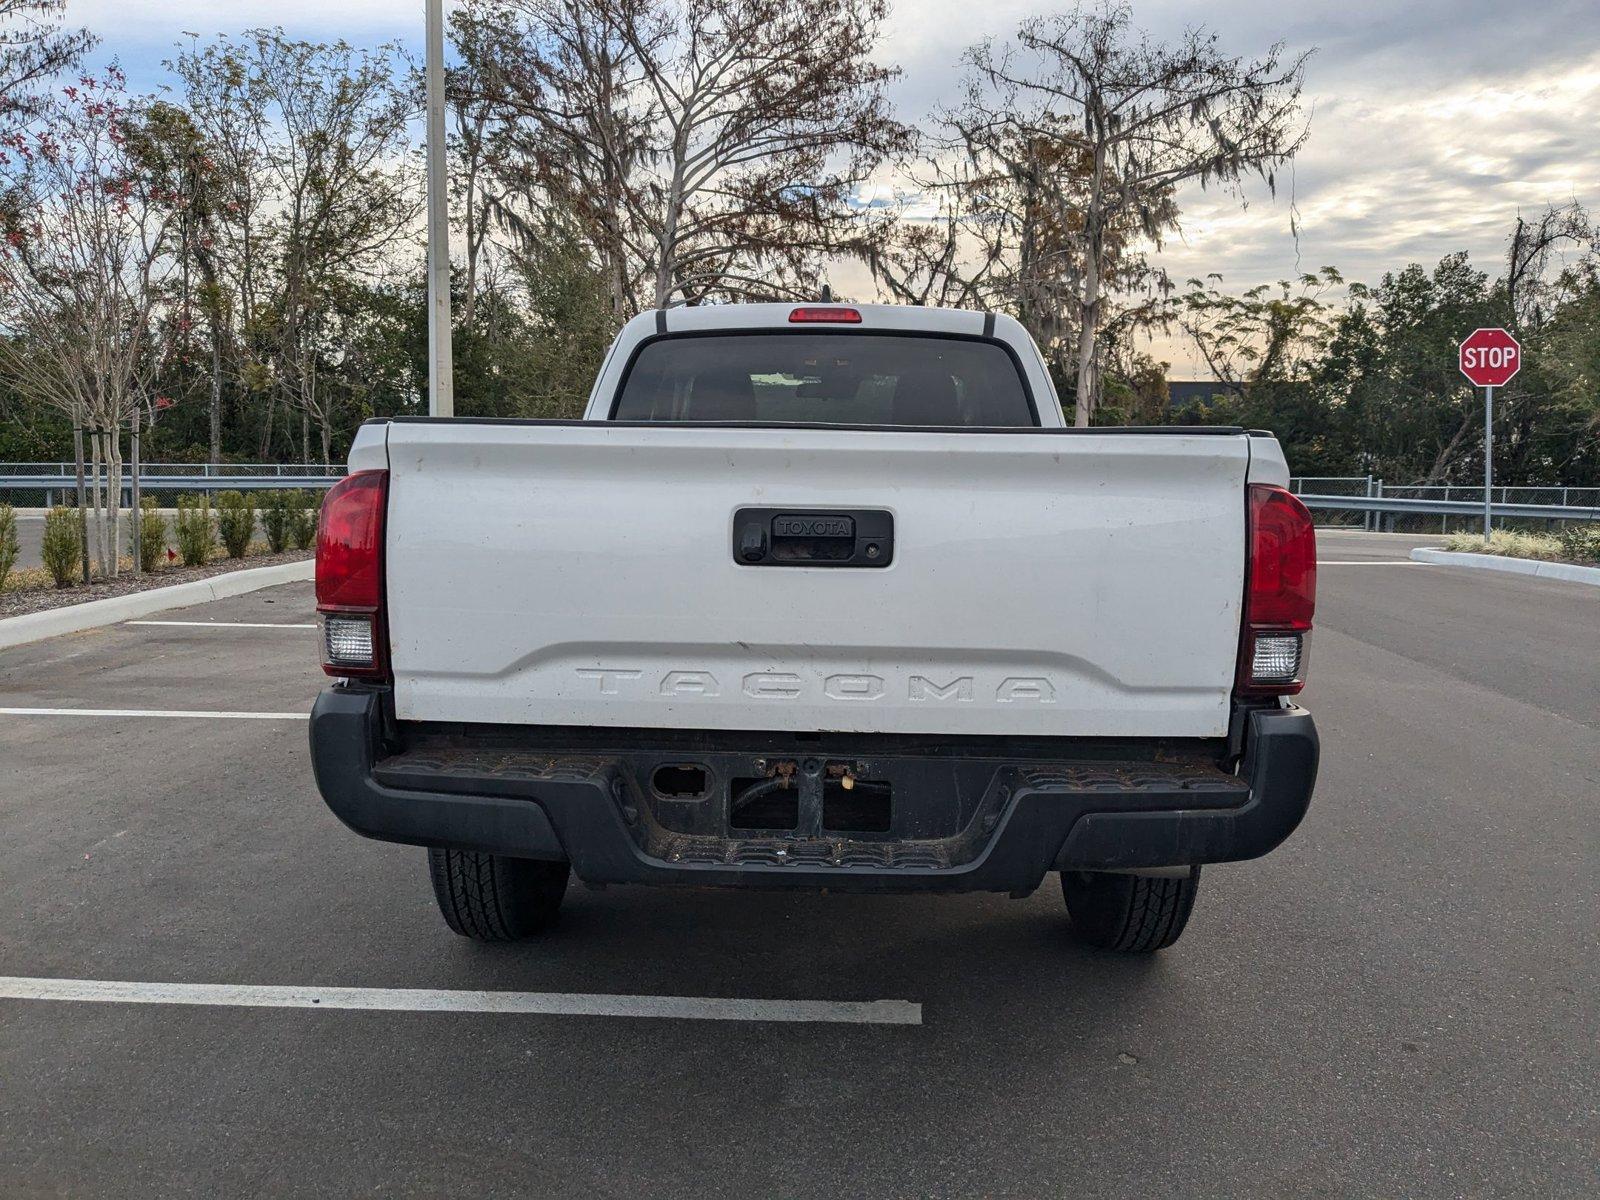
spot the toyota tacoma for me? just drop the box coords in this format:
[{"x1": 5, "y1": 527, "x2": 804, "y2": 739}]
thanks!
[{"x1": 309, "y1": 302, "x2": 1319, "y2": 952}]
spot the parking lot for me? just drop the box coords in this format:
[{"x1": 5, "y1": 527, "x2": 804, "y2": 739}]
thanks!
[{"x1": 1, "y1": 528, "x2": 1595, "y2": 1197}]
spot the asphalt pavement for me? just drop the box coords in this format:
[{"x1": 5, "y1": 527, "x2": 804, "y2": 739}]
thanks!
[{"x1": 0, "y1": 530, "x2": 1595, "y2": 1197}]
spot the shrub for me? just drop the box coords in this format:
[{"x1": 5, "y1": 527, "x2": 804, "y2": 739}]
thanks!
[
  {"x1": 41, "y1": 506, "x2": 83, "y2": 587},
  {"x1": 133, "y1": 497, "x2": 167, "y2": 573},
  {"x1": 1440, "y1": 526, "x2": 1600, "y2": 566},
  {"x1": 0, "y1": 503, "x2": 16, "y2": 590},
  {"x1": 1441, "y1": 529, "x2": 1563, "y2": 561},
  {"x1": 1557, "y1": 524, "x2": 1600, "y2": 566},
  {"x1": 261, "y1": 490, "x2": 294, "y2": 553},
  {"x1": 174, "y1": 493, "x2": 215, "y2": 566},
  {"x1": 287, "y1": 489, "x2": 319, "y2": 551},
  {"x1": 216, "y1": 490, "x2": 257, "y2": 558}
]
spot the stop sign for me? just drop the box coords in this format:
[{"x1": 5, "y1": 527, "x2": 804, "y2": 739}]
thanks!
[{"x1": 1459, "y1": 327, "x2": 1521, "y2": 387}]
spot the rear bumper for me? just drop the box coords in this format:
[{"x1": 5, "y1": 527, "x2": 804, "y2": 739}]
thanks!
[{"x1": 309, "y1": 690, "x2": 1317, "y2": 894}]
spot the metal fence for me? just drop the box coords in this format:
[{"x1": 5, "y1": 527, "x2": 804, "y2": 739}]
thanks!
[
  {"x1": 1290, "y1": 476, "x2": 1600, "y2": 534},
  {"x1": 4, "y1": 462, "x2": 1597, "y2": 536},
  {"x1": 1, "y1": 463, "x2": 346, "y2": 507}
]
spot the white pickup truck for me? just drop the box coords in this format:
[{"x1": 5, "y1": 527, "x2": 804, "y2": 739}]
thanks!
[{"x1": 310, "y1": 302, "x2": 1318, "y2": 952}]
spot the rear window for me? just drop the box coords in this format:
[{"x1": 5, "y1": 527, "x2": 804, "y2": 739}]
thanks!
[{"x1": 611, "y1": 333, "x2": 1036, "y2": 426}]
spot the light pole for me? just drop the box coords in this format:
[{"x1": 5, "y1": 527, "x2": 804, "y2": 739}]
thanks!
[{"x1": 425, "y1": 0, "x2": 454, "y2": 417}]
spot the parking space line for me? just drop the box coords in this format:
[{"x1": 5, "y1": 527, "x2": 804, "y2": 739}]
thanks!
[
  {"x1": 1317, "y1": 560, "x2": 1426, "y2": 565},
  {"x1": 125, "y1": 620, "x2": 316, "y2": 629},
  {"x1": 0, "y1": 707, "x2": 309, "y2": 720},
  {"x1": 0, "y1": 976, "x2": 921, "y2": 1026}
]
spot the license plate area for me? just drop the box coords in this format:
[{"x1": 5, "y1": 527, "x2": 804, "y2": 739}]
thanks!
[{"x1": 733, "y1": 507, "x2": 894, "y2": 568}]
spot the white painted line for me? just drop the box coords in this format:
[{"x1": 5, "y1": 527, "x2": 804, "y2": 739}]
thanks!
[
  {"x1": 0, "y1": 707, "x2": 308, "y2": 720},
  {"x1": 125, "y1": 620, "x2": 316, "y2": 629},
  {"x1": 1317, "y1": 560, "x2": 1428, "y2": 566},
  {"x1": 0, "y1": 976, "x2": 921, "y2": 1026}
]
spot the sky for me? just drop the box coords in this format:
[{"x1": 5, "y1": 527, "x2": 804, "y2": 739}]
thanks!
[{"x1": 66, "y1": 0, "x2": 1600, "y2": 375}]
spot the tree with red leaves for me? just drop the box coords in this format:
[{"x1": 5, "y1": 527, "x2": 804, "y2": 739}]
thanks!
[{"x1": 0, "y1": 70, "x2": 179, "y2": 579}]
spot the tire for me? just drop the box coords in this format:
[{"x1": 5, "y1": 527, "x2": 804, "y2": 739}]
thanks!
[
  {"x1": 1060, "y1": 867, "x2": 1200, "y2": 953},
  {"x1": 427, "y1": 848, "x2": 570, "y2": 941}
]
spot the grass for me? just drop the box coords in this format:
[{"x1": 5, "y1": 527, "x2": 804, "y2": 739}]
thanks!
[
  {"x1": 1440, "y1": 526, "x2": 1600, "y2": 567},
  {"x1": 1442, "y1": 530, "x2": 1565, "y2": 560}
]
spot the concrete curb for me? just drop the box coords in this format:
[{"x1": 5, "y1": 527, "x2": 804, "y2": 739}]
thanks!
[
  {"x1": 0, "y1": 560, "x2": 314, "y2": 651},
  {"x1": 1409, "y1": 547, "x2": 1600, "y2": 587}
]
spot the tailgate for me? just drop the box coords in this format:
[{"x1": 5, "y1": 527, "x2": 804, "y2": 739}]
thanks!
[{"x1": 380, "y1": 422, "x2": 1250, "y2": 738}]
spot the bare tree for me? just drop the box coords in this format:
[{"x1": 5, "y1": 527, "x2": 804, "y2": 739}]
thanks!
[
  {"x1": 446, "y1": 29, "x2": 526, "y2": 329},
  {"x1": 0, "y1": 70, "x2": 177, "y2": 577},
  {"x1": 165, "y1": 33, "x2": 420, "y2": 464},
  {"x1": 166, "y1": 35, "x2": 281, "y2": 464},
  {"x1": 449, "y1": 58, "x2": 494, "y2": 329},
  {"x1": 875, "y1": 113, "x2": 1175, "y2": 385},
  {"x1": 858, "y1": 162, "x2": 1004, "y2": 311},
  {"x1": 614, "y1": 0, "x2": 908, "y2": 306},
  {"x1": 963, "y1": 2, "x2": 1310, "y2": 424},
  {"x1": 457, "y1": 0, "x2": 906, "y2": 314},
  {"x1": 1506, "y1": 201, "x2": 1596, "y2": 333},
  {"x1": 124, "y1": 100, "x2": 231, "y2": 462},
  {"x1": 1496, "y1": 202, "x2": 1598, "y2": 480},
  {"x1": 457, "y1": 0, "x2": 651, "y2": 319},
  {"x1": 0, "y1": 0, "x2": 95, "y2": 139},
  {"x1": 1180, "y1": 268, "x2": 1342, "y2": 394},
  {"x1": 230, "y1": 32, "x2": 421, "y2": 464}
]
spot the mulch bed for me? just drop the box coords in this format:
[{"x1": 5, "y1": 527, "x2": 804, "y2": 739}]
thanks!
[{"x1": 0, "y1": 551, "x2": 312, "y2": 620}]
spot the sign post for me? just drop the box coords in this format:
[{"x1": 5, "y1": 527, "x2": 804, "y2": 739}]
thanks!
[
  {"x1": 1458, "y1": 328, "x2": 1521, "y2": 543},
  {"x1": 1483, "y1": 383, "x2": 1493, "y2": 541}
]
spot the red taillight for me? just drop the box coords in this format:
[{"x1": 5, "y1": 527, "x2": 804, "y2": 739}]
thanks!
[
  {"x1": 316, "y1": 469, "x2": 389, "y2": 680},
  {"x1": 1237, "y1": 483, "x2": 1316, "y2": 696},
  {"x1": 788, "y1": 306, "x2": 862, "y2": 324}
]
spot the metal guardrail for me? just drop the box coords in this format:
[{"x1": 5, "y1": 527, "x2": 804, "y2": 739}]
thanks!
[
  {"x1": 0, "y1": 475, "x2": 342, "y2": 491},
  {"x1": 1, "y1": 462, "x2": 345, "y2": 478},
  {"x1": 1297, "y1": 494, "x2": 1600, "y2": 522},
  {"x1": 1290, "y1": 476, "x2": 1600, "y2": 531},
  {"x1": 1291, "y1": 476, "x2": 1600, "y2": 507},
  {"x1": 5, "y1": 464, "x2": 1597, "y2": 523},
  {"x1": 0, "y1": 474, "x2": 342, "y2": 490},
  {"x1": 1, "y1": 464, "x2": 345, "y2": 505}
]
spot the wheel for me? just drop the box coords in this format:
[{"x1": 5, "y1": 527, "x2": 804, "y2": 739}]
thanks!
[
  {"x1": 427, "y1": 848, "x2": 570, "y2": 941},
  {"x1": 1061, "y1": 867, "x2": 1200, "y2": 952}
]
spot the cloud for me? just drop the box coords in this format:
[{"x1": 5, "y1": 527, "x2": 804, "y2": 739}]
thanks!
[
  {"x1": 66, "y1": 0, "x2": 427, "y2": 94},
  {"x1": 868, "y1": 0, "x2": 1600, "y2": 373},
  {"x1": 1156, "y1": 56, "x2": 1600, "y2": 289},
  {"x1": 69, "y1": 0, "x2": 417, "y2": 41},
  {"x1": 62, "y1": 0, "x2": 1600, "y2": 375}
]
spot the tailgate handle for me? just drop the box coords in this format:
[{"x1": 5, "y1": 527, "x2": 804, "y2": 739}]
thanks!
[{"x1": 734, "y1": 508, "x2": 894, "y2": 568}]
